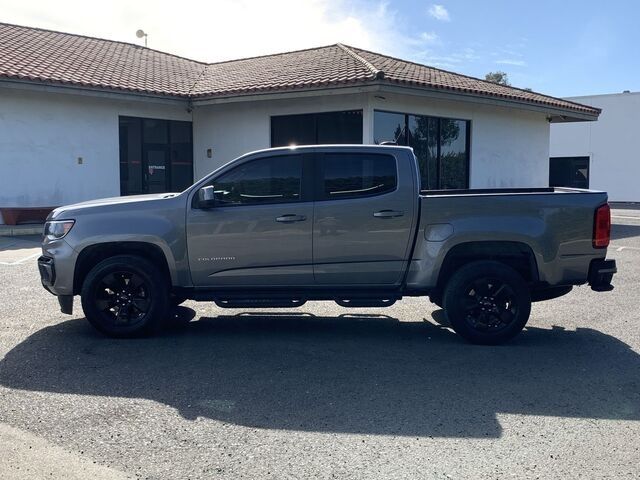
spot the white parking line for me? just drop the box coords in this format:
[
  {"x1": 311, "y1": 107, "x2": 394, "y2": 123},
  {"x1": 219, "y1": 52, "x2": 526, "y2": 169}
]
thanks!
[
  {"x1": 612, "y1": 244, "x2": 640, "y2": 252},
  {"x1": 0, "y1": 252, "x2": 41, "y2": 266},
  {"x1": 612, "y1": 215, "x2": 640, "y2": 220}
]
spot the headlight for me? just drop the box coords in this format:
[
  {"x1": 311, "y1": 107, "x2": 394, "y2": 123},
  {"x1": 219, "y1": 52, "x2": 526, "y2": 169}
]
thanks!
[{"x1": 44, "y1": 220, "x2": 75, "y2": 240}]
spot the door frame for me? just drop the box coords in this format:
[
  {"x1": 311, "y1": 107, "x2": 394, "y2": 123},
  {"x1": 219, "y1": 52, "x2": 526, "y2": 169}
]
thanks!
[{"x1": 118, "y1": 116, "x2": 194, "y2": 195}]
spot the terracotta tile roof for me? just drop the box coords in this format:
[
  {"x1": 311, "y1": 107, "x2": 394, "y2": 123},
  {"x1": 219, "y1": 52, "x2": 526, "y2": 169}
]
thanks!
[
  {"x1": 0, "y1": 22, "x2": 600, "y2": 117},
  {"x1": 0, "y1": 22, "x2": 205, "y2": 96},
  {"x1": 348, "y1": 46, "x2": 600, "y2": 116},
  {"x1": 191, "y1": 44, "x2": 375, "y2": 97}
]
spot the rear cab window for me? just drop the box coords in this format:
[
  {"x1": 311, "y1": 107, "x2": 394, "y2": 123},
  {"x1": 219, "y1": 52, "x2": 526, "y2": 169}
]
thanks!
[{"x1": 317, "y1": 153, "x2": 397, "y2": 201}]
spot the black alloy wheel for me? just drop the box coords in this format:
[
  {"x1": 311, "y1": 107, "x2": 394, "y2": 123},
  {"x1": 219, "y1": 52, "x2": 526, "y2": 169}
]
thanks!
[
  {"x1": 93, "y1": 271, "x2": 151, "y2": 328},
  {"x1": 81, "y1": 255, "x2": 169, "y2": 337},
  {"x1": 461, "y1": 277, "x2": 518, "y2": 333},
  {"x1": 443, "y1": 261, "x2": 531, "y2": 345}
]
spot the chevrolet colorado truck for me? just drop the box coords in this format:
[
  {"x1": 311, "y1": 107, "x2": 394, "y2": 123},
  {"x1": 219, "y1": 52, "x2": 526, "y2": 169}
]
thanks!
[{"x1": 38, "y1": 145, "x2": 616, "y2": 344}]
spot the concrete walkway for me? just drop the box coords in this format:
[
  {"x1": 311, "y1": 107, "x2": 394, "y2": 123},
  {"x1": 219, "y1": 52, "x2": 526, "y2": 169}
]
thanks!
[
  {"x1": 0, "y1": 224, "x2": 43, "y2": 237},
  {"x1": 0, "y1": 423, "x2": 132, "y2": 480},
  {"x1": 0, "y1": 236, "x2": 42, "y2": 265}
]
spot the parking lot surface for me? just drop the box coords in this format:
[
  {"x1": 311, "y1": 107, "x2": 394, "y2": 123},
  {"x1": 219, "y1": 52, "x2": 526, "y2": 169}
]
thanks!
[{"x1": 0, "y1": 210, "x2": 639, "y2": 479}]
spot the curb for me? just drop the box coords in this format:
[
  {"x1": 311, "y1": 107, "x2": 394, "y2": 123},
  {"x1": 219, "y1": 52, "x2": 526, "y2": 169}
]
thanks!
[{"x1": 0, "y1": 224, "x2": 43, "y2": 237}]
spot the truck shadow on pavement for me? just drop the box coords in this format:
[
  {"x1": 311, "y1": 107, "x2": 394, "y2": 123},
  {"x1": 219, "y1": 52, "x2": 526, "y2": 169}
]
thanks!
[{"x1": 1, "y1": 309, "x2": 638, "y2": 438}]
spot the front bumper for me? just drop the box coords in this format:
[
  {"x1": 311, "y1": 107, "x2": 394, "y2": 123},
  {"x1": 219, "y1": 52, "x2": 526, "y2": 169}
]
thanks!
[
  {"x1": 38, "y1": 241, "x2": 76, "y2": 315},
  {"x1": 588, "y1": 259, "x2": 617, "y2": 292},
  {"x1": 38, "y1": 249, "x2": 75, "y2": 314},
  {"x1": 37, "y1": 255, "x2": 55, "y2": 290},
  {"x1": 37, "y1": 238, "x2": 77, "y2": 296}
]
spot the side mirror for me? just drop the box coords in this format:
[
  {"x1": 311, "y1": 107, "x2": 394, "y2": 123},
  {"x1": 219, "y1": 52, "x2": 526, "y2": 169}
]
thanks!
[{"x1": 197, "y1": 185, "x2": 216, "y2": 209}]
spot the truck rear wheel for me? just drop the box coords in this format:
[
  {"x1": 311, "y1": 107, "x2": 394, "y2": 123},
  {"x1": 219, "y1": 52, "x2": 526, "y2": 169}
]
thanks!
[
  {"x1": 442, "y1": 261, "x2": 531, "y2": 345},
  {"x1": 80, "y1": 255, "x2": 170, "y2": 338}
]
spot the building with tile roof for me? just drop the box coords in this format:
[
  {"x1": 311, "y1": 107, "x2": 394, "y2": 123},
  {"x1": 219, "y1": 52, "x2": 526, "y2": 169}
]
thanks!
[{"x1": 0, "y1": 22, "x2": 600, "y2": 221}]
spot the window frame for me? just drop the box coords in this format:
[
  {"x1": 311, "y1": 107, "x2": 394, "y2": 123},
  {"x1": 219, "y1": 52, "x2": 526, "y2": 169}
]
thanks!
[
  {"x1": 373, "y1": 109, "x2": 471, "y2": 191},
  {"x1": 549, "y1": 156, "x2": 590, "y2": 189},
  {"x1": 118, "y1": 115, "x2": 194, "y2": 196},
  {"x1": 192, "y1": 153, "x2": 314, "y2": 209},
  {"x1": 270, "y1": 110, "x2": 364, "y2": 147},
  {"x1": 313, "y1": 152, "x2": 399, "y2": 202}
]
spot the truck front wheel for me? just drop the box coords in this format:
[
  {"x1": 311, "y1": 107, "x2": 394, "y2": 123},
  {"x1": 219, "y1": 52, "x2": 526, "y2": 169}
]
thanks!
[
  {"x1": 80, "y1": 255, "x2": 170, "y2": 338},
  {"x1": 442, "y1": 261, "x2": 531, "y2": 345}
]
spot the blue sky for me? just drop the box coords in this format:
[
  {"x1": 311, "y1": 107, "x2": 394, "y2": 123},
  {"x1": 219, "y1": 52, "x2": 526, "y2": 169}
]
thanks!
[
  {"x1": 372, "y1": 0, "x2": 640, "y2": 97},
  {"x1": 1, "y1": 0, "x2": 637, "y2": 98}
]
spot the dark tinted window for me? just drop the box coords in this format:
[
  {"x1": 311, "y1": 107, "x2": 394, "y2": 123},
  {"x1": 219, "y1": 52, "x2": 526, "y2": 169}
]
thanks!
[
  {"x1": 212, "y1": 155, "x2": 302, "y2": 206},
  {"x1": 119, "y1": 116, "x2": 193, "y2": 195},
  {"x1": 408, "y1": 115, "x2": 438, "y2": 190},
  {"x1": 271, "y1": 114, "x2": 316, "y2": 147},
  {"x1": 169, "y1": 121, "x2": 194, "y2": 192},
  {"x1": 549, "y1": 156, "x2": 589, "y2": 189},
  {"x1": 316, "y1": 111, "x2": 363, "y2": 144},
  {"x1": 271, "y1": 110, "x2": 363, "y2": 147},
  {"x1": 119, "y1": 117, "x2": 143, "y2": 195},
  {"x1": 374, "y1": 111, "x2": 406, "y2": 145},
  {"x1": 319, "y1": 153, "x2": 397, "y2": 200},
  {"x1": 439, "y1": 119, "x2": 468, "y2": 190},
  {"x1": 374, "y1": 110, "x2": 470, "y2": 190}
]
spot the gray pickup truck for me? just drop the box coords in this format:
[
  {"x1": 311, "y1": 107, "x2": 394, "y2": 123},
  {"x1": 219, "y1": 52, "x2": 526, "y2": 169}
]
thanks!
[{"x1": 38, "y1": 145, "x2": 616, "y2": 344}]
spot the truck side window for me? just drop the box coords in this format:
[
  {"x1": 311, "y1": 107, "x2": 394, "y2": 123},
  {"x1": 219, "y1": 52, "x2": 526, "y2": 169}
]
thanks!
[
  {"x1": 319, "y1": 153, "x2": 397, "y2": 200},
  {"x1": 210, "y1": 155, "x2": 302, "y2": 206}
]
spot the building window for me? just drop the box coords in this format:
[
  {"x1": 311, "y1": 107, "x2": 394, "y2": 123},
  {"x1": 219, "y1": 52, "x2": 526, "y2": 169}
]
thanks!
[
  {"x1": 374, "y1": 110, "x2": 470, "y2": 190},
  {"x1": 119, "y1": 116, "x2": 193, "y2": 195},
  {"x1": 271, "y1": 110, "x2": 363, "y2": 147},
  {"x1": 549, "y1": 156, "x2": 590, "y2": 189}
]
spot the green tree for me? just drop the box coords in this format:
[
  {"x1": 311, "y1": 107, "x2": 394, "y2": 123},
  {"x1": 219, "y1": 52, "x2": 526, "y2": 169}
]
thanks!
[{"x1": 484, "y1": 71, "x2": 510, "y2": 86}]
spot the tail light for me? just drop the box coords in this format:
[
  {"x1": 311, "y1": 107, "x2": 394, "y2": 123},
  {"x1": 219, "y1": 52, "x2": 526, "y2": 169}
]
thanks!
[{"x1": 593, "y1": 203, "x2": 611, "y2": 248}]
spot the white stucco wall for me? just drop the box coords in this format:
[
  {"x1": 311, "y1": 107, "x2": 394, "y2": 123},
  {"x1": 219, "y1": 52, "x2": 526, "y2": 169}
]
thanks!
[
  {"x1": 193, "y1": 91, "x2": 550, "y2": 188},
  {"x1": 0, "y1": 86, "x2": 190, "y2": 222},
  {"x1": 192, "y1": 92, "x2": 371, "y2": 179},
  {"x1": 550, "y1": 92, "x2": 640, "y2": 202}
]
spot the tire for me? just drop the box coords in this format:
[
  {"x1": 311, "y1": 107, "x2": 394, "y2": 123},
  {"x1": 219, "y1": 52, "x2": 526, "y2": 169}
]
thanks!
[
  {"x1": 429, "y1": 291, "x2": 443, "y2": 308},
  {"x1": 442, "y1": 260, "x2": 531, "y2": 345},
  {"x1": 80, "y1": 255, "x2": 170, "y2": 338}
]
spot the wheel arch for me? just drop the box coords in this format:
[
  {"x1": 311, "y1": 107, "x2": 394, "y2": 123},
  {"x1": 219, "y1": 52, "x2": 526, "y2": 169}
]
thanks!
[
  {"x1": 436, "y1": 241, "x2": 539, "y2": 292},
  {"x1": 73, "y1": 242, "x2": 172, "y2": 295}
]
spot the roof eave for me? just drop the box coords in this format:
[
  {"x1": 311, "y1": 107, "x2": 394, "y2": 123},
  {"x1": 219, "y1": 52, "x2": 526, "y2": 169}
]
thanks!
[
  {"x1": 0, "y1": 77, "x2": 190, "y2": 105},
  {"x1": 375, "y1": 83, "x2": 599, "y2": 122},
  {"x1": 191, "y1": 80, "x2": 599, "y2": 121}
]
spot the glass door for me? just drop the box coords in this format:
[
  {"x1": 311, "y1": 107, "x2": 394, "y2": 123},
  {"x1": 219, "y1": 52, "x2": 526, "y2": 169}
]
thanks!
[
  {"x1": 119, "y1": 116, "x2": 193, "y2": 195},
  {"x1": 143, "y1": 147, "x2": 169, "y2": 193}
]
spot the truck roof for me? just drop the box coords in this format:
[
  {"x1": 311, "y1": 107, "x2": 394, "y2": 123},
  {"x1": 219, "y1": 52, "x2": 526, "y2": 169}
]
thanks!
[{"x1": 241, "y1": 144, "x2": 415, "y2": 157}]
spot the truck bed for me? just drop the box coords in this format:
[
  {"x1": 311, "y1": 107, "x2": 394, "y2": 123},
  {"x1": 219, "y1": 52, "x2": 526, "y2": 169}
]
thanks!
[{"x1": 408, "y1": 187, "x2": 609, "y2": 289}]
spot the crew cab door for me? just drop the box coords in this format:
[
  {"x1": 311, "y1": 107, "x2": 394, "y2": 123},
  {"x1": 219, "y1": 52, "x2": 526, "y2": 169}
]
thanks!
[
  {"x1": 187, "y1": 153, "x2": 314, "y2": 287},
  {"x1": 312, "y1": 150, "x2": 416, "y2": 285}
]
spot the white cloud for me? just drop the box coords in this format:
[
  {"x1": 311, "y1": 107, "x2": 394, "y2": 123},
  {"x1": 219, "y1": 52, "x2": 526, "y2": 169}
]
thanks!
[
  {"x1": 418, "y1": 31, "x2": 440, "y2": 44},
  {"x1": 0, "y1": 0, "x2": 415, "y2": 62},
  {"x1": 427, "y1": 4, "x2": 450, "y2": 22},
  {"x1": 496, "y1": 59, "x2": 527, "y2": 66}
]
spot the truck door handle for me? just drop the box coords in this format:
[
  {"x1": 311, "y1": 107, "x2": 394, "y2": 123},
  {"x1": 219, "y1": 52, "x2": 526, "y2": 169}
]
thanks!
[
  {"x1": 276, "y1": 214, "x2": 307, "y2": 223},
  {"x1": 373, "y1": 210, "x2": 404, "y2": 218}
]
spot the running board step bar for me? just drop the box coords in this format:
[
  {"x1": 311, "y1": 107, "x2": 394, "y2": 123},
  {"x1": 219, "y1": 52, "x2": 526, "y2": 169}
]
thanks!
[
  {"x1": 335, "y1": 298, "x2": 397, "y2": 308},
  {"x1": 215, "y1": 298, "x2": 307, "y2": 309}
]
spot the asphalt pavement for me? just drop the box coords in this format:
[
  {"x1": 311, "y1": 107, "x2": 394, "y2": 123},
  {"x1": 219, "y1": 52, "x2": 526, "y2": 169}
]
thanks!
[{"x1": 0, "y1": 210, "x2": 638, "y2": 479}]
